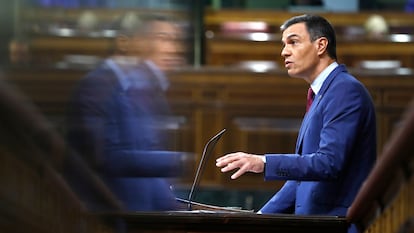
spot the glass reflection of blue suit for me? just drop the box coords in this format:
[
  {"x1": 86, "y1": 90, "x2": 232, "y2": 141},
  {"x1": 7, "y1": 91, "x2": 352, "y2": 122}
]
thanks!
[{"x1": 66, "y1": 58, "x2": 183, "y2": 211}]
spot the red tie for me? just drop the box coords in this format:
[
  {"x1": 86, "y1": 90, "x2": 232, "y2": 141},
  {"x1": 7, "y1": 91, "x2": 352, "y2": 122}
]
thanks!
[{"x1": 306, "y1": 87, "x2": 315, "y2": 112}]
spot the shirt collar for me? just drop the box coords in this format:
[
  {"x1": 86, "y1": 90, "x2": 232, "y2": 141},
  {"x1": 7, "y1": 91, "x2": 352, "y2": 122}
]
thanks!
[
  {"x1": 105, "y1": 58, "x2": 131, "y2": 91},
  {"x1": 310, "y1": 62, "x2": 338, "y2": 95},
  {"x1": 106, "y1": 58, "x2": 170, "y2": 92},
  {"x1": 143, "y1": 60, "x2": 170, "y2": 91}
]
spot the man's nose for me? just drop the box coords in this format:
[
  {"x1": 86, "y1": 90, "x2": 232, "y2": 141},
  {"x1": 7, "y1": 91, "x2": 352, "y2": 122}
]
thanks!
[
  {"x1": 281, "y1": 45, "x2": 288, "y2": 57},
  {"x1": 164, "y1": 40, "x2": 181, "y2": 53}
]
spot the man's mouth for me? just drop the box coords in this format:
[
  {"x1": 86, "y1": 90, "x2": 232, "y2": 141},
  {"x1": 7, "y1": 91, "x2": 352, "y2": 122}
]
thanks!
[{"x1": 285, "y1": 61, "x2": 292, "y2": 68}]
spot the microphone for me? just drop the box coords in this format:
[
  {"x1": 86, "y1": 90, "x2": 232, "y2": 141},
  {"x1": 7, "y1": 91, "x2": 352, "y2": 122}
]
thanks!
[{"x1": 187, "y1": 129, "x2": 226, "y2": 211}]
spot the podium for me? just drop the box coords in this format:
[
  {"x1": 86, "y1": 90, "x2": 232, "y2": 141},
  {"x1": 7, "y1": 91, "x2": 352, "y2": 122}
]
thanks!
[{"x1": 100, "y1": 211, "x2": 348, "y2": 233}]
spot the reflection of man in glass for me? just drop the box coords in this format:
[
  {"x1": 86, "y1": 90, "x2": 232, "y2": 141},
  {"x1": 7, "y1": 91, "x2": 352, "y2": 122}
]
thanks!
[{"x1": 66, "y1": 14, "x2": 187, "y2": 211}]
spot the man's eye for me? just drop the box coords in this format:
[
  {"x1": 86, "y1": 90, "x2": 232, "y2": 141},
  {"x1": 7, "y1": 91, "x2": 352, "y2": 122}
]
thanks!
[
  {"x1": 156, "y1": 34, "x2": 174, "y2": 42},
  {"x1": 154, "y1": 34, "x2": 165, "y2": 40}
]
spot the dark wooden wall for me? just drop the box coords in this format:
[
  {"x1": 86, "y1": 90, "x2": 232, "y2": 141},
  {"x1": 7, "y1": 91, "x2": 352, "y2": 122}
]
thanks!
[
  {"x1": 347, "y1": 101, "x2": 414, "y2": 233},
  {"x1": 0, "y1": 79, "x2": 114, "y2": 233},
  {"x1": 203, "y1": 10, "x2": 414, "y2": 68},
  {"x1": 5, "y1": 66, "x2": 414, "y2": 191},
  {"x1": 2, "y1": 9, "x2": 414, "y2": 232}
]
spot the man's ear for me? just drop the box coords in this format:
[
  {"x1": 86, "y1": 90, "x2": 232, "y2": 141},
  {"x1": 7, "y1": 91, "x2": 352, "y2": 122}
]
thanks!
[
  {"x1": 316, "y1": 37, "x2": 328, "y2": 56},
  {"x1": 115, "y1": 35, "x2": 130, "y2": 54}
]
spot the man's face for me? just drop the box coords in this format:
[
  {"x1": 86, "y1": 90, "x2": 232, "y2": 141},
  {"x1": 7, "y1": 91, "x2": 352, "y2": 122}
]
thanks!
[
  {"x1": 281, "y1": 22, "x2": 320, "y2": 82},
  {"x1": 137, "y1": 21, "x2": 185, "y2": 72}
]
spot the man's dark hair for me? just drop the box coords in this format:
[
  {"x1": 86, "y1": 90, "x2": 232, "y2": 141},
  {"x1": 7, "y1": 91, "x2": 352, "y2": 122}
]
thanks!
[
  {"x1": 280, "y1": 14, "x2": 337, "y2": 60},
  {"x1": 111, "y1": 13, "x2": 176, "y2": 37},
  {"x1": 108, "y1": 13, "x2": 178, "y2": 54}
]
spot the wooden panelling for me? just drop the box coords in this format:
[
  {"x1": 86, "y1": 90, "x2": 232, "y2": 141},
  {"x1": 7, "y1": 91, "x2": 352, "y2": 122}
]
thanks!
[
  {"x1": 205, "y1": 36, "x2": 414, "y2": 68},
  {"x1": 29, "y1": 36, "x2": 112, "y2": 65},
  {"x1": 20, "y1": 10, "x2": 414, "y2": 70},
  {"x1": 347, "y1": 101, "x2": 414, "y2": 233},
  {"x1": 5, "y1": 66, "x2": 414, "y2": 191},
  {"x1": 0, "y1": 149, "x2": 112, "y2": 233},
  {"x1": 204, "y1": 10, "x2": 414, "y2": 69},
  {"x1": 204, "y1": 10, "x2": 414, "y2": 30},
  {"x1": 0, "y1": 79, "x2": 114, "y2": 233}
]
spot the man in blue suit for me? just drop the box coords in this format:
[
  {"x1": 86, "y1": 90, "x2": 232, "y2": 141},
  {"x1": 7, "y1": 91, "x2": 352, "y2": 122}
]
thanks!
[
  {"x1": 216, "y1": 14, "x2": 376, "y2": 232},
  {"x1": 65, "y1": 14, "x2": 188, "y2": 211}
]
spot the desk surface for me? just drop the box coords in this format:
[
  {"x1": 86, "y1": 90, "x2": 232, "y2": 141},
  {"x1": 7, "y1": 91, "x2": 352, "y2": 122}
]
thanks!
[{"x1": 100, "y1": 211, "x2": 349, "y2": 233}]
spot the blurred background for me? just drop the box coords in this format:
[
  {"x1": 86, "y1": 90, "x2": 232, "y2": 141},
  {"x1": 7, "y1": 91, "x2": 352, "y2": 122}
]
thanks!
[
  {"x1": 0, "y1": 0, "x2": 411, "y2": 68},
  {"x1": 0, "y1": 0, "x2": 413, "y2": 220}
]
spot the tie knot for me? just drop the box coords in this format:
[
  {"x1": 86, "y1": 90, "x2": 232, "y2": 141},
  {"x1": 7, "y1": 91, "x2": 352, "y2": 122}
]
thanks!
[{"x1": 307, "y1": 88, "x2": 315, "y2": 101}]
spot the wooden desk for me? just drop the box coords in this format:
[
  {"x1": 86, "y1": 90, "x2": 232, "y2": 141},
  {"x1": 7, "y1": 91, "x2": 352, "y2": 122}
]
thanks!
[{"x1": 100, "y1": 211, "x2": 348, "y2": 233}]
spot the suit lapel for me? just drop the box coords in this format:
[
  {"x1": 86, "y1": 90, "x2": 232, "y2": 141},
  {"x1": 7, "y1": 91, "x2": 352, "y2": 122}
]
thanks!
[{"x1": 295, "y1": 65, "x2": 348, "y2": 154}]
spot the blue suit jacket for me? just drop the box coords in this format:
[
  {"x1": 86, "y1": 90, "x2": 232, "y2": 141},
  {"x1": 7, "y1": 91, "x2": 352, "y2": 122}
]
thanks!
[
  {"x1": 260, "y1": 65, "x2": 376, "y2": 217},
  {"x1": 66, "y1": 60, "x2": 184, "y2": 211}
]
